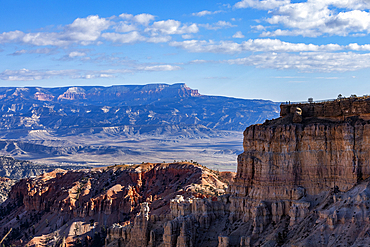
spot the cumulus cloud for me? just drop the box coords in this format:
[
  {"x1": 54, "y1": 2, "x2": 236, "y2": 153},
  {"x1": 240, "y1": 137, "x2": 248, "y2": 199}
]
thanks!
[
  {"x1": 0, "y1": 15, "x2": 111, "y2": 46},
  {"x1": 102, "y1": 31, "x2": 146, "y2": 43},
  {"x1": 233, "y1": 31, "x2": 245, "y2": 38},
  {"x1": 200, "y1": 21, "x2": 236, "y2": 30},
  {"x1": 146, "y1": 20, "x2": 199, "y2": 35},
  {"x1": 119, "y1": 13, "x2": 155, "y2": 26},
  {"x1": 115, "y1": 22, "x2": 137, "y2": 33},
  {"x1": 192, "y1": 10, "x2": 222, "y2": 17},
  {"x1": 65, "y1": 15, "x2": 111, "y2": 42},
  {"x1": 133, "y1": 14, "x2": 156, "y2": 25},
  {"x1": 0, "y1": 13, "x2": 196, "y2": 47},
  {"x1": 225, "y1": 52, "x2": 370, "y2": 72},
  {"x1": 246, "y1": 0, "x2": 370, "y2": 37},
  {"x1": 234, "y1": 0, "x2": 290, "y2": 10}
]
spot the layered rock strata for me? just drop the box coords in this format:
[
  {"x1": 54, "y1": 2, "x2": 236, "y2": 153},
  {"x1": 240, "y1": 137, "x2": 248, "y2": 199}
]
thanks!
[
  {"x1": 6, "y1": 97, "x2": 370, "y2": 246},
  {"x1": 0, "y1": 162, "x2": 231, "y2": 246},
  {"x1": 105, "y1": 97, "x2": 370, "y2": 246}
]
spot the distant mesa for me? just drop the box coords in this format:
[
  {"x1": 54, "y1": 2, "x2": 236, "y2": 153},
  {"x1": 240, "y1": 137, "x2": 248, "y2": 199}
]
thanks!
[
  {"x1": 3, "y1": 95, "x2": 370, "y2": 246},
  {"x1": 57, "y1": 87, "x2": 87, "y2": 101}
]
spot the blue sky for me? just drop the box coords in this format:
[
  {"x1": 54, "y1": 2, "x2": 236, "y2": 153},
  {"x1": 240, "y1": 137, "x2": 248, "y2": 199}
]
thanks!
[{"x1": 1, "y1": 0, "x2": 370, "y2": 101}]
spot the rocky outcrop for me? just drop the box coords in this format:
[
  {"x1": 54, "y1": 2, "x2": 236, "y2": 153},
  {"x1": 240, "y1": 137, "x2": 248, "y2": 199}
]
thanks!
[
  {"x1": 280, "y1": 96, "x2": 370, "y2": 120},
  {"x1": 0, "y1": 155, "x2": 84, "y2": 180},
  {"x1": 7, "y1": 96, "x2": 370, "y2": 246},
  {"x1": 104, "y1": 96, "x2": 370, "y2": 247},
  {"x1": 0, "y1": 162, "x2": 232, "y2": 246},
  {"x1": 0, "y1": 177, "x2": 16, "y2": 204}
]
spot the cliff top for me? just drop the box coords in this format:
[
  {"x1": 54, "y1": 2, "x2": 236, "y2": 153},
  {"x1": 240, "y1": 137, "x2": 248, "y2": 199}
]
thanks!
[{"x1": 277, "y1": 95, "x2": 370, "y2": 124}]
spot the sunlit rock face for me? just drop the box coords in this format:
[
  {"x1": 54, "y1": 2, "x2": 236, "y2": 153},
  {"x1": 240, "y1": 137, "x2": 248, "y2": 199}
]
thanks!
[
  {"x1": 232, "y1": 96, "x2": 370, "y2": 200},
  {"x1": 106, "y1": 97, "x2": 370, "y2": 247},
  {"x1": 7, "y1": 96, "x2": 370, "y2": 247},
  {"x1": 0, "y1": 162, "x2": 232, "y2": 247}
]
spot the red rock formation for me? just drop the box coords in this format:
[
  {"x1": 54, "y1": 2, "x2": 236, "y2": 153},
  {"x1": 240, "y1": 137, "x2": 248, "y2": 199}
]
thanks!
[
  {"x1": 108, "y1": 96, "x2": 370, "y2": 247},
  {"x1": 0, "y1": 162, "x2": 232, "y2": 246},
  {"x1": 8, "y1": 96, "x2": 370, "y2": 247},
  {"x1": 232, "y1": 97, "x2": 370, "y2": 201}
]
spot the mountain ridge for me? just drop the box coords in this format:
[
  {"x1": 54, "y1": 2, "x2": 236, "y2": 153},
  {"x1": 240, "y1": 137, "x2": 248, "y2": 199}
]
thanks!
[
  {"x1": 0, "y1": 83, "x2": 279, "y2": 169},
  {"x1": 0, "y1": 83, "x2": 279, "y2": 133}
]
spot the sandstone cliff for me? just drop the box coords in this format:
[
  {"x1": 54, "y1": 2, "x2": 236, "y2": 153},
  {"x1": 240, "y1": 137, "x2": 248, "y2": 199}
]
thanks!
[
  {"x1": 5, "y1": 96, "x2": 370, "y2": 247},
  {"x1": 0, "y1": 162, "x2": 232, "y2": 246},
  {"x1": 105, "y1": 96, "x2": 370, "y2": 247}
]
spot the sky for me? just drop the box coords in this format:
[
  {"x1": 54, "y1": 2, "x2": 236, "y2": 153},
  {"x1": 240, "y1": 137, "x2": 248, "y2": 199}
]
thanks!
[{"x1": 1, "y1": 0, "x2": 370, "y2": 102}]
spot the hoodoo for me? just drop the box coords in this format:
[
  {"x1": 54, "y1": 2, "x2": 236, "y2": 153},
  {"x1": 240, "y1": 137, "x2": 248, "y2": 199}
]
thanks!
[
  {"x1": 106, "y1": 96, "x2": 370, "y2": 246},
  {"x1": 4, "y1": 96, "x2": 370, "y2": 246}
]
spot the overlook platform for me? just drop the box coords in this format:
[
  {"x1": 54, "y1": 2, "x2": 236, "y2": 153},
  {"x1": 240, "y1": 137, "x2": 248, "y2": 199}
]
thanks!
[{"x1": 280, "y1": 95, "x2": 370, "y2": 121}]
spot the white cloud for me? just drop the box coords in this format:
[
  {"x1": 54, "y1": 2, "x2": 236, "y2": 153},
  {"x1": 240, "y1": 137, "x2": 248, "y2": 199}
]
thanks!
[
  {"x1": 69, "y1": 51, "x2": 86, "y2": 57},
  {"x1": 0, "y1": 13, "x2": 199, "y2": 47},
  {"x1": 233, "y1": 31, "x2": 245, "y2": 38},
  {"x1": 189, "y1": 59, "x2": 208, "y2": 64},
  {"x1": 147, "y1": 36, "x2": 172, "y2": 43},
  {"x1": 225, "y1": 52, "x2": 370, "y2": 72},
  {"x1": 8, "y1": 48, "x2": 58, "y2": 56},
  {"x1": 346, "y1": 43, "x2": 370, "y2": 51},
  {"x1": 115, "y1": 21, "x2": 137, "y2": 33},
  {"x1": 119, "y1": 13, "x2": 155, "y2": 26},
  {"x1": 0, "y1": 64, "x2": 182, "y2": 81},
  {"x1": 234, "y1": 0, "x2": 290, "y2": 10},
  {"x1": 8, "y1": 50, "x2": 27, "y2": 56},
  {"x1": 141, "y1": 65, "x2": 181, "y2": 71},
  {"x1": 0, "y1": 68, "x2": 79, "y2": 81},
  {"x1": 192, "y1": 10, "x2": 222, "y2": 17},
  {"x1": 146, "y1": 20, "x2": 199, "y2": 35},
  {"x1": 170, "y1": 39, "x2": 343, "y2": 53},
  {"x1": 200, "y1": 21, "x2": 236, "y2": 30},
  {"x1": 0, "y1": 15, "x2": 111, "y2": 46},
  {"x1": 102, "y1": 31, "x2": 146, "y2": 43},
  {"x1": 251, "y1": 25, "x2": 266, "y2": 31},
  {"x1": 257, "y1": 0, "x2": 370, "y2": 37},
  {"x1": 133, "y1": 13, "x2": 156, "y2": 26},
  {"x1": 65, "y1": 15, "x2": 111, "y2": 42},
  {"x1": 0, "y1": 30, "x2": 24, "y2": 43},
  {"x1": 119, "y1": 13, "x2": 134, "y2": 19},
  {"x1": 182, "y1": 34, "x2": 193, "y2": 39}
]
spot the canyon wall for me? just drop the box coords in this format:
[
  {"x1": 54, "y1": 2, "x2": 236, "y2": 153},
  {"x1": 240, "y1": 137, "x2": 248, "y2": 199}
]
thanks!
[
  {"x1": 107, "y1": 97, "x2": 370, "y2": 246},
  {"x1": 5, "y1": 97, "x2": 370, "y2": 246},
  {"x1": 233, "y1": 96, "x2": 370, "y2": 200}
]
